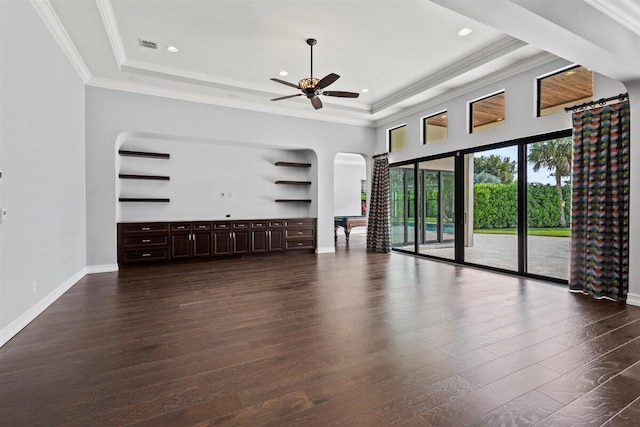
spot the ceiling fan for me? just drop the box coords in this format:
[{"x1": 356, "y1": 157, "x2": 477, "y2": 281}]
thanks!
[{"x1": 270, "y1": 38, "x2": 360, "y2": 110}]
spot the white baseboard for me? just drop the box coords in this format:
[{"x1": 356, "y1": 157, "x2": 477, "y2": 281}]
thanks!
[
  {"x1": 86, "y1": 264, "x2": 118, "y2": 274},
  {"x1": 0, "y1": 267, "x2": 87, "y2": 348},
  {"x1": 627, "y1": 292, "x2": 640, "y2": 307},
  {"x1": 316, "y1": 247, "x2": 336, "y2": 254}
]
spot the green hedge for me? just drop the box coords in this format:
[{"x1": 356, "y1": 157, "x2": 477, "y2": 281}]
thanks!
[{"x1": 474, "y1": 183, "x2": 571, "y2": 229}]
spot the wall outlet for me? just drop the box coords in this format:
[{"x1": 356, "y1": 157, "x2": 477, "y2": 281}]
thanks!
[
  {"x1": 225, "y1": 214, "x2": 231, "y2": 218},
  {"x1": 1, "y1": 209, "x2": 6, "y2": 223}
]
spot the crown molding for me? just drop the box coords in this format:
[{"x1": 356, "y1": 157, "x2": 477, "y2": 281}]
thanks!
[
  {"x1": 96, "y1": 0, "x2": 127, "y2": 64},
  {"x1": 372, "y1": 36, "x2": 527, "y2": 114},
  {"x1": 86, "y1": 76, "x2": 376, "y2": 127},
  {"x1": 30, "y1": 0, "x2": 91, "y2": 82},
  {"x1": 373, "y1": 51, "x2": 559, "y2": 128},
  {"x1": 120, "y1": 59, "x2": 371, "y2": 116},
  {"x1": 584, "y1": 0, "x2": 640, "y2": 37}
]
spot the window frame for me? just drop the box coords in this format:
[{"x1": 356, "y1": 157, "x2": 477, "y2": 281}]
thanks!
[
  {"x1": 422, "y1": 110, "x2": 448, "y2": 145},
  {"x1": 469, "y1": 90, "x2": 506, "y2": 134},
  {"x1": 388, "y1": 124, "x2": 407, "y2": 153},
  {"x1": 536, "y1": 64, "x2": 593, "y2": 117}
]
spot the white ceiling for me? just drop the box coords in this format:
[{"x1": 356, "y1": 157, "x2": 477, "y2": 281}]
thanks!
[{"x1": 40, "y1": 0, "x2": 636, "y2": 127}]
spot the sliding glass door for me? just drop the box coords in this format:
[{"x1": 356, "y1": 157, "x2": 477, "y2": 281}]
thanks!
[
  {"x1": 526, "y1": 137, "x2": 572, "y2": 280},
  {"x1": 464, "y1": 146, "x2": 519, "y2": 272},
  {"x1": 389, "y1": 130, "x2": 572, "y2": 283},
  {"x1": 390, "y1": 165, "x2": 415, "y2": 250},
  {"x1": 417, "y1": 158, "x2": 455, "y2": 260}
]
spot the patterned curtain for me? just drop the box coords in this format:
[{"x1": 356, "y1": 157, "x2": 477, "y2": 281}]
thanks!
[
  {"x1": 569, "y1": 101, "x2": 630, "y2": 301},
  {"x1": 366, "y1": 154, "x2": 391, "y2": 253}
]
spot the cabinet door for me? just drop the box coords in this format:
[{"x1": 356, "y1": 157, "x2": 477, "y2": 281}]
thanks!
[
  {"x1": 268, "y1": 229, "x2": 285, "y2": 251},
  {"x1": 251, "y1": 230, "x2": 268, "y2": 253},
  {"x1": 213, "y1": 231, "x2": 233, "y2": 256},
  {"x1": 233, "y1": 230, "x2": 250, "y2": 254},
  {"x1": 171, "y1": 232, "x2": 191, "y2": 259},
  {"x1": 193, "y1": 232, "x2": 212, "y2": 257}
]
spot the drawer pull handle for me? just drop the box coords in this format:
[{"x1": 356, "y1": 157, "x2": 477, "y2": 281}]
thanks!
[
  {"x1": 142, "y1": 227, "x2": 150, "y2": 231},
  {"x1": 142, "y1": 239, "x2": 151, "y2": 243},
  {"x1": 297, "y1": 222, "x2": 303, "y2": 225},
  {"x1": 142, "y1": 253, "x2": 151, "y2": 257},
  {"x1": 177, "y1": 226, "x2": 185, "y2": 229},
  {"x1": 298, "y1": 231, "x2": 303, "y2": 235},
  {"x1": 256, "y1": 223, "x2": 263, "y2": 226},
  {"x1": 297, "y1": 242, "x2": 303, "y2": 246},
  {"x1": 199, "y1": 226, "x2": 206, "y2": 229}
]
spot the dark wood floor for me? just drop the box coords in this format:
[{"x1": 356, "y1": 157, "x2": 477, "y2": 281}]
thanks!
[{"x1": 2, "y1": 234, "x2": 640, "y2": 426}]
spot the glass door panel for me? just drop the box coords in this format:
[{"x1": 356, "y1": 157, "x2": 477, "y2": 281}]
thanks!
[
  {"x1": 526, "y1": 137, "x2": 572, "y2": 279},
  {"x1": 390, "y1": 165, "x2": 415, "y2": 250},
  {"x1": 464, "y1": 146, "x2": 519, "y2": 271},
  {"x1": 417, "y1": 158, "x2": 455, "y2": 260}
]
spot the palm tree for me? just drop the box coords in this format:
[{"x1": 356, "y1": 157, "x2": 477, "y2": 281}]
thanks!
[{"x1": 528, "y1": 137, "x2": 572, "y2": 228}]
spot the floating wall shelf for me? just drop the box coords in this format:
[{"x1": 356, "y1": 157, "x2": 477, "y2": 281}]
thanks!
[
  {"x1": 119, "y1": 150, "x2": 170, "y2": 159},
  {"x1": 275, "y1": 161, "x2": 311, "y2": 168},
  {"x1": 275, "y1": 180, "x2": 312, "y2": 185},
  {"x1": 119, "y1": 174, "x2": 170, "y2": 181},
  {"x1": 119, "y1": 198, "x2": 170, "y2": 203}
]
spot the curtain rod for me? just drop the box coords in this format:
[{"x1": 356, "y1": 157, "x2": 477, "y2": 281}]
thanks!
[
  {"x1": 373, "y1": 152, "x2": 389, "y2": 159},
  {"x1": 564, "y1": 92, "x2": 629, "y2": 112}
]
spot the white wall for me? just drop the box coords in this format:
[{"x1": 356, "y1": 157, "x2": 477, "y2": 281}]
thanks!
[
  {"x1": 0, "y1": 1, "x2": 86, "y2": 344},
  {"x1": 117, "y1": 135, "x2": 315, "y2": 222},
  {"x1": 86, "y1": 87, "x2": 375, "y2": 265},
  {"x1": 334, "y1": 153, "x2": 366, "y2": 217}
]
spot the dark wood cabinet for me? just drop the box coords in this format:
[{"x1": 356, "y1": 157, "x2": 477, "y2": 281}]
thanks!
[
  {"x1": 251, "y1": 220, "x2": 285, "y2": 253},
  {"x1": 192, "y1": 223, "x2": 212, "y2": 257},
  {"x1": 232, "y1": 222, "x2": 250, "y2": 254},
  {"x1": 118, "y1": 218, "x2": 316, "y2": 266},
  {"x1": 117, "y1": 222, "x2": 170, "y2": 264}
]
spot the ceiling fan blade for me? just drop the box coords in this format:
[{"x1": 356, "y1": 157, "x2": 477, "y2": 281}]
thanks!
[
  {"x1": 310, "y1": 96, "x2": 323, "y2": 110},
  {"x1": 270, "y1": 78, "x2": 300, "y2": 89},
  {"x1": 322, "y1": 91, "x2": 360, "y2": 98},
  {"x1": 270, "y1": 94, "x2": 303, "y2": 101},
  {"x1": 315, "y1": 73, "x2": 340, "y2": 90}
]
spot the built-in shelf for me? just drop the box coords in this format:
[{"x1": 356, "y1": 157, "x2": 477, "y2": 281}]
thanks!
[
  {"x1": 119, "y1": 198, "x2": 170, "y2": 203},
  {"x1": 119, "y1": 174, "x2": 170, "y2": 181},
  {"x1": 119, "y1": 150, "x2": 170, "y2": 159},
  {"x1": 275, "y1": 199, "x2": 312, "y2": 203},
  {"x1": 275, "y1": 180, "x2": 312, "y2": 185},
  {"x1": 275, "y1": 161, "x2": 311, "y2": 168}
]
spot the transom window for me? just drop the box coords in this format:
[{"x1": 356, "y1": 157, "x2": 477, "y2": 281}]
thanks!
[
  {"x1": 423, "y1": 111, "x2": 448, "y2": 144},
  {"x1": 470, "y1": 92, "x2": 505, "y2": 134},
  {"x1": 389, "y1": 125, "x2": 407, "y2": 152},
  {"x1": 537, "y1": 65, "x2": 593, "y2": 116}
]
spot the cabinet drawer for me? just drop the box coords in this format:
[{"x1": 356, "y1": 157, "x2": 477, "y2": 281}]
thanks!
[
  {"x1": 251, "y1": 221, "x2": 268, "y2": 229},
  {"x1": 122, "y1": 223, "x2": 168, "y2": 234},
  {"x1": 269, "y1": 220, "x2": 284, "y2": 228},
  {"x1": 286, "y1": 228, "x2": 314, "y2": 238},
  {"x1": 193, "y1": 222, "x2": 212, "y2": 231},
  {"x1": 286, "y1": 240, "x2": 315, "y2": 250},
  {"x1": 213, "y1": 223, "x2": 231, "y2": 230},
  {"x1": 285, "y1": 219, "x2": 316, "y2": 228},
  {"x1": 123, "y1": 234, "x2": 168, "y2": 248},
  {"x1": 171, "y1": 223, "x2": 192, "y2": 232},
  {"x1": 124, "y1": 248, "x2": 169, "y2": 262},
  {"x1": 233, "y1": 222, "x2": 249, "y2": 229}
]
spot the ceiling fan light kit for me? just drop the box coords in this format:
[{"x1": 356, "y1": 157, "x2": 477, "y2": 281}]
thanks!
[{"x1": 270, "y1": 38, "x2": 359, "y2": 110}]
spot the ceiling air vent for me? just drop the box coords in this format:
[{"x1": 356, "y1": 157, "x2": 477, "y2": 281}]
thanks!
[{"x1": 138, "y1": 39, "x2": 157, "y2": 49}]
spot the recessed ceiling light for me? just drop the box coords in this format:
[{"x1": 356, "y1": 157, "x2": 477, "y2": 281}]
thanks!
[
  {"x1": 279, "y1": 70, "x2": 288, "y2": 76},
  {"x1": 165, "y1": 45, "x2": 179, "y2": 53},
  {"x1": 441, "y1": 114, "x2": 447, "y2": 119},
  {"x1": 458, "y1": 28, "x2": 473, "y2": 37},
  {"x1": 565, "y1": 70, "x2": 577, "y2": 76},
  {"x1": 361, "y1": 88, "x2": 369, "y2": 93}
]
